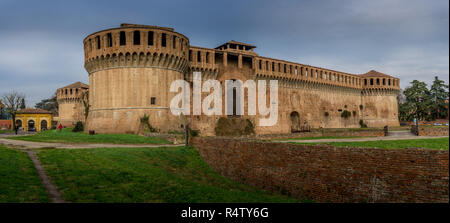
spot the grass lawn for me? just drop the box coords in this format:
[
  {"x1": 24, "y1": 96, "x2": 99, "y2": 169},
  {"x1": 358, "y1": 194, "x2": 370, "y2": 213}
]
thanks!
[
  {"x1": 278, "y1": 136, "x2": 375, "y2": 141},
  {"x1": 9, "y1": 128, "x2": 171, "y2": 145},
  {"x1": 291, "y1": 137, "x2": 449, "y2": 150},
  {"x1": 37, "y1": 146, "x2": 298, "y2": 203},
  {"x1": 0, "y1": 145, "x2": 49, "y2": 202},
  {"x1": 0, "y1": 129, "x2": 13, "y2": 134}
]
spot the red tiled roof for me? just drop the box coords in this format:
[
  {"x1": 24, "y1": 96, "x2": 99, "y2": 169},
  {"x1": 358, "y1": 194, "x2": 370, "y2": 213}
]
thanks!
[
  {"x1": 16, "y1": 108, "x2": 52, "y2": 114},
  {"x1": 59, "y1": 81, "x2": 89, "y2": 89},
  {"x1": 360, "y1": 70, "x2": 393, "y2": 78}
]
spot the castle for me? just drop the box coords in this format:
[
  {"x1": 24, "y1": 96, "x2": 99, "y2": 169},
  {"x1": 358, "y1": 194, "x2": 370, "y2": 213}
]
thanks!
[{"x1": 58, "y1": 23, "x2": 400, "y2": 135}]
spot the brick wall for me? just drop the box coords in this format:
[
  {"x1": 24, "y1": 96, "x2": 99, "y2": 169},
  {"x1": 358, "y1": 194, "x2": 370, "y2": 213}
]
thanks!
[
  {"x1": 191, "y1": 137, "x2": 449, "y2": 203},
  {"x1": 417, "y1": 127, "x2": 449, "y2": 136}
]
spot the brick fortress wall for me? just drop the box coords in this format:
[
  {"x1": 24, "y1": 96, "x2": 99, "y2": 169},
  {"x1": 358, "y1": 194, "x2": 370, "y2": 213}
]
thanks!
[{"x1": 191, "y1": 137, "x2": 449, "y2": 203}]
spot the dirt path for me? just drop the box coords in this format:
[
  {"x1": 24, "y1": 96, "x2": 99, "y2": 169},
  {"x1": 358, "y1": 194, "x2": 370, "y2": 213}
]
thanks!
[
  {"x1": 25, "y1": 150, "x2": 65, "y2": 203},
  {"x1": 0, "y1": 138, "x2": 184, "y2": 149},
  {"x1": 275, "y1": 135, "x2": 448, "y2": 143}
]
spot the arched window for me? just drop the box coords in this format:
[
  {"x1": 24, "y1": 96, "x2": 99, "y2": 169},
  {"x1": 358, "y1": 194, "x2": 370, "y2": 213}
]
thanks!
[
  {"x1": 370, "y1": 78, "x2": 374, "y2": 85},
  {"x1": 388, "y1": 79, "x2": 391, "y2": 85},
  {"x1": 148, "y1": 31, "x2": 154, "y2": 46},
  {"x1": 96, "y1": 36, "x2": 101, "y2": 49},
  {"x1": 120, "y1": 31, "x2": 126, "y2": 46},
  {"x1": 133, "y1": 31, "x2": 140, "y2": 45},
  {"x1": 161, "y1": 33, "x2": 166, "y2": 47},
  {"x1": 376, "y1": 78, "x2": 380, "y2": 85},
  {"x1": 382, "y1": 78, "x2": 386, "y2": 85}
]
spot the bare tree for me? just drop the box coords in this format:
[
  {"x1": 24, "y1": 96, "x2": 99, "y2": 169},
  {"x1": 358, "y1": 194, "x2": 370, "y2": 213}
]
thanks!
[{"x1": 1, "y1": 91, "x2": 25, "y2": 134}]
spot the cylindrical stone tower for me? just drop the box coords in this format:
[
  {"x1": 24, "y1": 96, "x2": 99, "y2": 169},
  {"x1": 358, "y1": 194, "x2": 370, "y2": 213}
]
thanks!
[{"x1": 83, "y1": 24, "x2": 190, "y2": 133}]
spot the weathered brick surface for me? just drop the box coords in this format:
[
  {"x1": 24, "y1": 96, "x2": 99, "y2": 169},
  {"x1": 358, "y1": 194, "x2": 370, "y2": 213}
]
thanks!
[
  {"x1": 192, "y1": 137, "x2": 449, "y2": 203},
  {"x1": 418, "y1": 127, "x2": 449, "y2": 136}
]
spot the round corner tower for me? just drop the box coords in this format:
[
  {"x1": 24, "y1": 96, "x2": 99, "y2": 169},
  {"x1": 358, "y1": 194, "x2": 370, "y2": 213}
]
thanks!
[
  {"x1": 83, "y1": 24, "x2": 190, "y2": 133},
  {"x1": 57, "y1": 82, "x2": 89, "y2": 127}
]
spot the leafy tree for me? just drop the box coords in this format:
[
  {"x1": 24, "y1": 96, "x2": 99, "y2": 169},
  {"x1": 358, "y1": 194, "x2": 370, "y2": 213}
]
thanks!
[
  {"x1": 35, "y1": 93, "x2": 58, "y2": 116},
  {"x1": 429, "y1": 76, "x2": 449, "y2": 120},
  {"x1": 402, "y1": 80, "x2": 432, "y2": 123},
  {"x1": 1, "y1": 91, "x2": 25, "y2": 133}
]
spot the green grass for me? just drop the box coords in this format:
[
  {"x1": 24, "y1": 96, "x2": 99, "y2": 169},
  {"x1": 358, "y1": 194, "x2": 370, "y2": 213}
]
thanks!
[
  {"x1": 0, "y1": 145, "x2": 49, "y2": 202},
  {"x1": 278, "y1": 136, "x2": 374, "y2": 141},
  {"x1": 9, "y1": 128, "x2": 171, "y2": 145},
  {"x1": 37, "y1": 146, "x2": 298, "y2": 203},
  {"x1": 0, "y1": 129, "x2": 13, "y2": 134},
  {"x1": 291, "y1": 137, "x2": 449, "y2": 150}
]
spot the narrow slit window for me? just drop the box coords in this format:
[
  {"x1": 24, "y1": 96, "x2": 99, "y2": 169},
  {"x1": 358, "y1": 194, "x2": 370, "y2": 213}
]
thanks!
[
  {"x1": 197, "y1": 51, "x2": 201, "y2": 62},
  {"x1": 133, "y1": 31, "x2": 140, "y2": 45},
  {"x1": 161, "y1": 33, "x2": 166, "y2": 47},
  {"x1": 148, "y1": 31, "x2": 154, "y2": 45},
  {"x1": 107, "y1": 33, "x2": 112, "y2": 47},
  {"x1": 120, "y1": 31, "x2": 126, "y2": 46},
  {"x1": 96, "y1": 36, "x2": 101, "y2": 49},
  {"x1": 173, "y1": 36, "x2": 176, "y2": 49}
]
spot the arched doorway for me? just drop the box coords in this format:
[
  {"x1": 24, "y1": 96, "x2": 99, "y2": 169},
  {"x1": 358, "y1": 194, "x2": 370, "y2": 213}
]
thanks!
[
  {"x1": 28, "y1": 120, "x2": 35, "y2": 131},
  {"x1": 41, "y1": 120, "x2": 48, "y2": 131},
  {"x1": 290, "y1": 111, "x2": 300, "y2": 133},
  {"x1": 15, "y1": 120, "x2": 22, "y2": 130}
]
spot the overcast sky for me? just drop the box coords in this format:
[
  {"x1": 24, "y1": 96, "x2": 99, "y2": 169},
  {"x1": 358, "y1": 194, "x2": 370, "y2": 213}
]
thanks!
[{"x1": 0, "y1": 0, "x2": 448, "y2": 106}]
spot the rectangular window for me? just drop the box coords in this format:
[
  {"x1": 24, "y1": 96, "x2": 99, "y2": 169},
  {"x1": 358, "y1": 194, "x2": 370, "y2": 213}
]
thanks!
[
  {"x1": 150, "y1": 97, "x2": 156, "y2": 105},
  {"x1": 107, "y1": 33, "x2": 112, "y2": 47},
  {"x1": 148, "y1": 31, "x2": 154, "y2": 45},
  {"x1": 120, "y1": 31, "x2": 126, "y2": 46},
  {"x1": 173, "y1": 36, "x2": 176, "y2": 49},
  {"x1": 197, "y1": 51, "x2": 201, "y2": 62},
  {"x1": 206, "y1": 52, "x2": 210, "y2": 63},
  {"x1": 161, "y1": 33, "x2": 166, "y2": 47},
  {"x1": 96, "y1": 36, "x2": 101, "y2": 49},
  {"x1": 133, "y1": 31, "x2": 140, "y2": 45}
]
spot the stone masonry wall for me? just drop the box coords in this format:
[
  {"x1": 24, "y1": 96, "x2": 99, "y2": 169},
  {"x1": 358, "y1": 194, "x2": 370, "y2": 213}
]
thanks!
[{"x1": 191, "y1": 137, "x2": 449, "y2": 203}]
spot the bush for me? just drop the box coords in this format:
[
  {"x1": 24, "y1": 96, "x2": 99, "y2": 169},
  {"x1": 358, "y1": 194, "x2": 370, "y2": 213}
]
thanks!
[
  {"x1": 341, "y1": 110, "x2": 351, "y2": 119},
  {"x1": 359, "y1": 119, "x2": 368, "y2": 128},
  {"x1": 72, "y1": 121, "x2": 84, "y2": 132},
  {"x1": 140, "y1": 114, "x2": 157, "y2": 132},
  {"x1": 215, "y1": 117, "x2": 255, "y2": 136},
  {"x1": 189, "y1": 128, "x2": 200, "y2": 137}
]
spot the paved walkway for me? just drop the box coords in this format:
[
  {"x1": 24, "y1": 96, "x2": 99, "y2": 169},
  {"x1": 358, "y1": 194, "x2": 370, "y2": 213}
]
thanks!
[
  {"x1": 0, "y1": 138, "x2": 184, "y2": 149},
  {"x1": 275, "y1": 135, "x2": 448, "y2": 143}
]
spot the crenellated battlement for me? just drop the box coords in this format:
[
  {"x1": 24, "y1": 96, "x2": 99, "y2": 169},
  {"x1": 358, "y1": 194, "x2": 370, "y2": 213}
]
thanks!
[
  {"x1": 56, "y1": 82, "x2": 89, "y2": 103},
  {"x1": 83, "y1": 25, "x2": 190, "y2": 74}
]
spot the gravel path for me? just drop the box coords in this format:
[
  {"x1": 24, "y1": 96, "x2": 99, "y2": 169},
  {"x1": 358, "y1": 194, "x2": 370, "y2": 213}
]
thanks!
[{"x1": 0, "y1": 138, "x2": 184, "y2": 149}]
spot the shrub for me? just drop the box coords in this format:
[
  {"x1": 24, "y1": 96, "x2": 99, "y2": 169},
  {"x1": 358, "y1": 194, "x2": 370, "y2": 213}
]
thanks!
[
  {"x1": 341, "y1": 110, "x2": 351, "y2": 119},
  {"x1": 189, "y1": 128, "x2": 200, "y2": 137},
  {"x1": 359, "y1": 119, "x2": 368, "y2": 128},
  {"x1": 215, "y1": 117, "x2": 255, "y2": 136},
  {"x1": 72, "y1": 121, "x2": 84, "y2": 132},
  {"x1": 140, "y1": 114, "x2": 157, "y2": 132}
]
